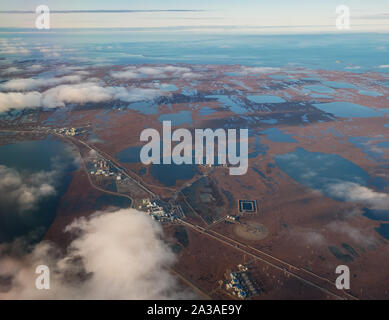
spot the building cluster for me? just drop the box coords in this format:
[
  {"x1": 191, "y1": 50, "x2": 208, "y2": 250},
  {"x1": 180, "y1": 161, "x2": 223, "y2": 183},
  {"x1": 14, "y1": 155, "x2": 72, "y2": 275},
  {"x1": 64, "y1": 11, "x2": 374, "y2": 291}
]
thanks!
[
  {"x1": 53, "y1": 127, "x2": 82, "y2": 136},
  {"x1": 140, "y1": 199, "x2": 179, "y2": 222},
  {"x1": 226, "y1": 215, "x2": 240, "y2": 222},
  {"x1": 199, "y1": 163, "x2": 228, "y2": 169},
  {"x1": 225, "y1": 264, "x2": 259, "y2": 299},
  {"x1": 90, "y1": 158, "x2": 122, "y2": 180}
]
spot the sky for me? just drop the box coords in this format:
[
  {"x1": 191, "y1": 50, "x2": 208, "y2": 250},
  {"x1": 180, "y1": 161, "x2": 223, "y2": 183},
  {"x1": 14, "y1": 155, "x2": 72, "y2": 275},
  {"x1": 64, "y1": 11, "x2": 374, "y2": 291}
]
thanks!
[{"x1": 0, "y1": 0, "x2": 388, "y2": 31}]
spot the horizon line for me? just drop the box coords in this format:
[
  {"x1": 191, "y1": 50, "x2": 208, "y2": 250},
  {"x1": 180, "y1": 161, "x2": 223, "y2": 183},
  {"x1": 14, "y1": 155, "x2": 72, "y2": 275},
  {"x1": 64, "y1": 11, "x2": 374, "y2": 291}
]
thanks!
[
  {"x1": 0, "y1": 24, "x2": 388, "y2": 30},
  {"x1": 0, "y1": 9, "x2": 205, "y2": 14}
]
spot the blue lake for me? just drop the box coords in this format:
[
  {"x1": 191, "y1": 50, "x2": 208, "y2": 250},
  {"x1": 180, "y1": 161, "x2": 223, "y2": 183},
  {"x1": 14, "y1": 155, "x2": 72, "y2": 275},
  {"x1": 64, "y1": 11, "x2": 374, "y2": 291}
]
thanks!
[
  {"x1": 206, "y1": 95, "x2": 247, "y2": 114},
  {"x1": 376, "y1": 224, "x2": 389, "y2": 240},
  {"x1": 0, "y1": 137, "x2": 77, "y2": 243},
  {"x1": 377, "y1": 141, "x2": 389, "y2": 149},
  {"x1": 311, "y1": 94, "x2": 333, "y2": 99},
  {"x1": 363, "y1": 208, "x2": 389, "y2": 221},
  {"x1": 358, "y1": 90, "x2": 383, "y2": 97},
  {"x1": 347, "y1": 137, "x2": 388, "y2": 163},
  {"x1": 312, "y1": 102, "x2": 381, "y2": 118},
  {"x1": 150, "y1": 164, "x2": 198, "y2": 187},
  {"x1": 181, "y1": 87, "x2": 197, "y2": 97},
  {"x1": 304, "y1": 85, "x2": 335, "y2": 94},
  {"x1": 116, "y1": 144, "x2": 198, "y2": 187},
  {"x1": 260, "y1": 119, "x2": 278, "y2": 124},
  {"x1": 230, "y1": 79, "x2": 251, "y2": 91},
  {"x1": 302, "y1": 77, "x2": 322, "y2": 81},
  {"x1": 275, "y1": 147, "x2": 370, "y2": 200},
  {"x1": 224, "y1": 72, "x2": 240, "y2": 77},
  {"x1": 247, "y1": 95, "x2": 286, "y2": 104},
  {"x1": 261, "y1": 128, "x2": 297, "y2": 143},
  {"x1": 322, "y1": 81, "x2": 357, "y2": 89},
  {"x1": 128, "y1": 101, "x2": 158, "y2": 115},
  {"x1": 269, "y1": 75, "x2": 290, "y2": 80},
  {"x1": 158, "y1": 110, "x2": 193, "y2": 126},
  {"x1": 159, "y1": 84, "x2": 178, "y2": 92},
  {"x1": 199, "y1": 107, "x2": 216, "y2": 116},
  {"x1": 116, "y1": 145, "x2": 143, "y2": 163}
]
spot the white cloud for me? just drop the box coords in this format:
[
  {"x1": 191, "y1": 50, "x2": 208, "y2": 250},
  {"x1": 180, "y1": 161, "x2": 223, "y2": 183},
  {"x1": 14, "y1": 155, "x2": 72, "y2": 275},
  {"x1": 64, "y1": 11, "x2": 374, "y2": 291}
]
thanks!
[
  {"x1": 327, "y1": 220, "x2": 376, "y2": 247},
  {"x1": 110, "y1": 65, "x2": 195, "y2": 80},
  {"x1": 160, "y1": 66, "x2": 191, "y2": 74},
  {"x1": 42, "y1": 83, "x2": 164, "y2": 107},
  {"x1": 326, "y1": 182, "x2": 389, "y2": 210},
  {"x1": 0, "y1": 39, "x2": 30, "y2": 55},
  {"x1": 28, "y1": 65, "x2": 43, "y2": 72},
  {"x1": 138, "y1": 66, "x2": 191, "y2": 77},
  {"x1": 0, "y1": 64, "x2": 42, "y2": 76},
  {"x1": 378, "y1": 65, "x2": 389, "y2": 69},
  {"x1": 54, "y1": 65, "x2": 88, "y2": 75},
  {"x1": 182, "y1": 72, "x2": 203, "y2": 79},
  {"x1": 0, "y1": 146, "x2": 79, "y2": 213},
  {"x1": 240, "y1": 66, "x2": 281, "y2": 74},
  {"x1": 295, "y1": 229, "x2": 327, "y2": 246},
  {"x1": 0, "y1": 165, "x2": 57, "y2": 213},
  {"x1": 0, "y1": 82, "x2": 166, "y2": 112},
  {"x1": 288, "y1": 207, "x2": 379, "y2": 248},
  {"x1": 110, "y1": 69, "x2": 140, "y2": 80},
  {"x1": 0, "y1": 209, "x2": 194, "y2": 299},
  {"x1": 0, "y1": 91, "x2": 42, "y2": 112},
  {"x1": 41, "y1": 82, "x2": 114, "y2": 108},
  {"x1": 1, "y1": 75, "x2": 83, "y2": 91},
  {"x1": 112, "y1": 87, "x2": 163, "y2": 103},
  {"x1": 1, "y1": 67, "x2": 23, "y2": 75}
]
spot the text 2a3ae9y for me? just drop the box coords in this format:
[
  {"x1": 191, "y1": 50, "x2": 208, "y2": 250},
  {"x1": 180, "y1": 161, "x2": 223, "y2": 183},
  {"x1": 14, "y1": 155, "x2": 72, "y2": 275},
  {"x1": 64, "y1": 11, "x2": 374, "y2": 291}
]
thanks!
[{"x1": 191, "y1": 304, "x2": 242, "y2": 315}]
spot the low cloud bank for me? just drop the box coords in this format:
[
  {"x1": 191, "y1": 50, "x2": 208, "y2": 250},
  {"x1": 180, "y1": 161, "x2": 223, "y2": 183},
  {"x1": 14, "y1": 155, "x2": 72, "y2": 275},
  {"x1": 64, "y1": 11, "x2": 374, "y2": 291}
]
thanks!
[
  {"x1": 1, "y1": 75, "x2": 83, "y2": 91},
  {"x1": 288, "y1": 207, "x2": 378, "y2": 249},
  {"x1": 0, "y1": 92, "x2": 42, "y2": 112},
  {"x1": 240, "y1": 66, "x2": 281, "y2": 75},
  {"x1": 110, "y1": 65, "x2": 200, "y2": 80},
  {"x1": 326, "y1": 182, "x2": 389, "y2": 210},
  {"x1": 327, "y1": 220, "x2": 376, "y2": 247},
  {"x1": 0, "y1": 82, "x2": 165, "y2": 113},
  {"x1": 0, "y1": 39, "x2": 30, "y2": 56},
  {"x1": 0, "y1": 64, "x2": 198, "y2": 113},
  {"x1": 0, "y1": 209, "x2": 193, "y2": 300}
]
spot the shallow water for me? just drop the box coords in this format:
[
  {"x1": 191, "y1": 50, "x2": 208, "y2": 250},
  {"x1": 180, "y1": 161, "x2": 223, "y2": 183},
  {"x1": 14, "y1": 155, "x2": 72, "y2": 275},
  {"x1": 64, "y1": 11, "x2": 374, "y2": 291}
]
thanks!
[
  {"x1": 312, "y1": 102, "x2": 381, "y2": 118},
  {"x1": 275, "y1": 147, "x2": 370, "y2": 200},
  {"x1": 206, "y1": 95, "x2": 247, "y2": 114},
  {"x1": 158, "y1": 110, "x2": 193, "y2": 126},
  {"x1": 198, "y1": 107, "x2": 216, "y2": 116},
  {"x1": 261, "y1": 128, "x2": 297, "y2": 143},
  {"x1": 247, "y1": 95, "x2": 286, "y2": 104},
  {"x1": 321, "y1": 81, "x2": 356, "y2": 89}
]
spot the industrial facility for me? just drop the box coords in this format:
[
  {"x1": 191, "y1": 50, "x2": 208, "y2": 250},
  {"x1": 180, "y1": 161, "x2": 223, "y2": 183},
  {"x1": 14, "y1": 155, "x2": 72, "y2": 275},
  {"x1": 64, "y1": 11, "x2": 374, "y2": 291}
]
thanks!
[{"x1": 224, "y1": 264, "x2": 260, "y2": 299}]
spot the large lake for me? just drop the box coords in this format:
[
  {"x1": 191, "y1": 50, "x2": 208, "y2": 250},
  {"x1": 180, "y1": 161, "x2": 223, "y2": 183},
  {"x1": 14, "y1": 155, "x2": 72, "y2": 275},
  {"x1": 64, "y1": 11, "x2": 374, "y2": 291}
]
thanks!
[{"x1": 0, "y1": 136, "x2": 77, "y2": 243}]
